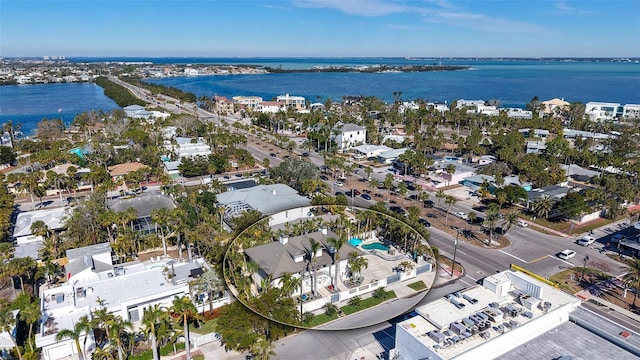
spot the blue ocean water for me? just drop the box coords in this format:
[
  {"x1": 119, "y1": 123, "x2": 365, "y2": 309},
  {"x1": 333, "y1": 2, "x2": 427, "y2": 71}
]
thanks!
[
  {"x1": 0, "y1": 82, "x2": 119, "y2": 137},
  {"x1": 1, "y1": 58, "x2": 638, "y2": 136}
]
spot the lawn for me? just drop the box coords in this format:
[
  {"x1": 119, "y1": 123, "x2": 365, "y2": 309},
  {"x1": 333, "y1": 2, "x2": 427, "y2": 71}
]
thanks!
[
  {"x1": 549, "y1": 267, "x2": 612, "y2": 295},
  {"x1": 302, "y1": 290, "x2": 398, "y2": 328},
  {"x1": 407, "y1": 280, "x2": 428, "y2": 291},
  {"x1": 341, "y1": 290, "x2": 397, "y2": 315},
  {"x1": 190, "y1": 318, "x2": 218, "y2": 335}
]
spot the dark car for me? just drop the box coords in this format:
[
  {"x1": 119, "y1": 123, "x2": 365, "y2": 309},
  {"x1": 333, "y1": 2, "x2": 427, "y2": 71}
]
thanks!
[
  {"x1": 320, "y1": 175, "x2": 329, "y2": 181},
  {"x1": 269, "y1": 153, "x2": 277, "y2": 157},
  {"x1": 389, "y1": 206, "x2": 406, "y2": 215},
  {"x1": 335, "y1": 192, "x2": 344, "y2": 197},
  {"x1": 361, "y1": 193, "x2": 372, "y2": 201},
  {"x1": 418, "y1": 218, "x2": 431, "y2": 227},
  {"x1": 423, "y1": 200, "x2": 434, "y2": 208},
  {"x1": 302, "y1": 152, "x2": 310, "y2": 157}
]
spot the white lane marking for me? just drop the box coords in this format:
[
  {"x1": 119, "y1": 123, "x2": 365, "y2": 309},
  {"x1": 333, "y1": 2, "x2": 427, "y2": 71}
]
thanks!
[{"x1": 499, "y1": 250, "x2": 528, "y2": 263}]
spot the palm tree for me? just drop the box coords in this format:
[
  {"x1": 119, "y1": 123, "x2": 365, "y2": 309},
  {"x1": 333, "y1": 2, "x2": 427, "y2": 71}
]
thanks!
[
  {"x1": 107, "y1": 316, "x2": 132, "y2": 360},
  {"x1": 0, "y1": 306, "x2": 22, "y2": 360},
  {"x1": 191, "y1": 270, "x2": 225, "y2": 313},
  {"x1": 533, "y1": 195, "x2": 554, "y2": 219},
  {"x1": 45, "y1": 170, "x2": 67, "y2": 203},
  {"x1": 171, "y1": 296, "x2": 201, "y2": 360},
  {"x1": 308, "y1": 238, "x2": 321, "y2": 296},
  {"x1": 55, "y1": 315, "x2": 93, "y2": 360},
  {"x1": 444, "y1": 195, "x2": 458, "y2": 226},
  {"x1": 19, "y1": 301, "x2": 40, "y2": 351},
  {"x1": 501, "y1": 210, "x2": 521, "y2": 235},
  {"x1": 467, "y1": 211, "x2": 477, "y2": 231},
  {"x1": 250, "y1": 335, "x2": 276, "y2": 360},
  {"x1": 624, "y1": 260, "x2": 640, "y2": 308},
  {"x1": 347, "y1": 252, "x2": 369, "y2": 282},
  {"x1": 142, "y1": 305, "x2": 169, "y2": 360},
  {"x1": 278, "y1": 272, "x2": 302, "y2": 298},
  {"x1": 327, "y1": 236, "x2": 346, "y2": 288},
  {"x1": 483, "y1": 208, "x2": 501, "y2": 244},
  {"x1": 435, "y1": 189, "x2": 446, "y2": 206}
]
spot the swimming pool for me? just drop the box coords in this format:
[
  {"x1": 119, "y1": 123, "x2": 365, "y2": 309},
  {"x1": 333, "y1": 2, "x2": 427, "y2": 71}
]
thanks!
[
  {"x1": 349, "y1": 238, "x2": 363, "y2": 247},
  {"x1": 361, "y1": 242, "x2": 389, "y2": 251}
]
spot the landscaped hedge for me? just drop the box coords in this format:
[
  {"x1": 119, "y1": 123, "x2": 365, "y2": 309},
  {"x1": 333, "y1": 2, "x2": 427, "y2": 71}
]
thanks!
[{"x1": 129, "y1": 341, "x2": 186, "y2": 360}]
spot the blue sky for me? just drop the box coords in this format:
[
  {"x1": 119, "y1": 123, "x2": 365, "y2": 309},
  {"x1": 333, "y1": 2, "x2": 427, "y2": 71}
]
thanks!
[{"x1": 1, "y1": 0, "x2": 639, "y2": 57}]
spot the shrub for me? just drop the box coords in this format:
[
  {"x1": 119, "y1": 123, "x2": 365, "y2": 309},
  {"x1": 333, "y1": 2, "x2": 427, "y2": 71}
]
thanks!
[
  {"x1": 373, "y1": 288, "x2": 387, "y2": 300},
  {"x1": 348, "y1": 296, "x2": 362, "y2": 307}
]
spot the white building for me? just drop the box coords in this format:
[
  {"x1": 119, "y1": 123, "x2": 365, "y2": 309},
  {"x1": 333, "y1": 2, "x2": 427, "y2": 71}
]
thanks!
[
  {"x1": 12, "y1": 207, "x2": 71, "y2": 260},
  {"x1": 36, "y1": 243, "x2": 216, "y2": 360},
  {"x1": 622, "y1": 104, "x2": 640, "y2": 120},
  {"x1": 164, "y1": 137, "x2": 211, "y2": 158},
  {"x1": 506, "y1": 108, "x2": 533, "y2": 119},
  {"x1": 427, "y1": 101, "x2": 449, "y2": 113},
  {"x1": 258, "y1": 101, "x2": 284, "y2": 113},
  {"x1": 352, "y1": 144, "x2": 392, "y2": 159},
  {"x1": 276, "y1": 94, "x2": 306, "y2": 111},
  {"x1": 585, "y1": 102, "x2": 621, "y2": 121},
  {"x1": 393, "y1": 269, "x2": 581, "y2": 360},
  {"x1": 232, "y1": 96, "x2": 263, "y2": 110},
  {"x1": 332, "y1": 123, "x2": 367, "y2": 150},
  {"x1": 123, "y1": 105, "x2": 151, "y2": 119}
]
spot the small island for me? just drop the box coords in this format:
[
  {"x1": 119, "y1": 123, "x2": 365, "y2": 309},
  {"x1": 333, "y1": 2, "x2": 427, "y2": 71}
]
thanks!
[{"x1": 264, "y1": 64, "x2": 470, "y2": 73}]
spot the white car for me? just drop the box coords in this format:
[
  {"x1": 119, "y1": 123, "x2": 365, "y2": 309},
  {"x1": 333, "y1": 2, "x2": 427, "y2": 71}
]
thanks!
[
  {"x1": 576, "y1": 236, "x2": 596, "y2": 246},
  {"x1": 334, "y1": 181, "x2": 344, "y2": 187},
  {"x1": 557, "y1": 249, "x2": 576, "y2": 260},
  {"x1": 518, "y1": 220, "x2": 528, "y2": 227},
  {"x1": 455, "y1": 212, "x2": 468, "y2": 220}
]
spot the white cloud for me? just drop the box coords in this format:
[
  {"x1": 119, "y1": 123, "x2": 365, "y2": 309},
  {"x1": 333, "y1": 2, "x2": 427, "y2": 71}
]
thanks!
[
  {"x1": 554, "y1": 0, "x2": 593, "y2": 16},
  {"x1": 426, "y1": 11, "x2": 553, "y2": 36},
  {"x1": 292, "y1": 0, "x2": 409, "y2": 17}
]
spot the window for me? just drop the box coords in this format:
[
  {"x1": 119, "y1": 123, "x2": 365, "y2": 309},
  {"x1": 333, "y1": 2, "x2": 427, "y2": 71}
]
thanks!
[{"x1": 128, "y1": 308, "x2": 140, "y2": 322}]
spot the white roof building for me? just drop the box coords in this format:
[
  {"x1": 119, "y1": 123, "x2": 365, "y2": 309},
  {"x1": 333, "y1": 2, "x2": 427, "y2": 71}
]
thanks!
[
  {"x1": 394, "y1": 270, "x2": 581, "y2": 360},
  {"x1": 352, "y1": 144, "x2": 392, "y2": 159},
  {"x1": 332, "y1": 123, "x2": 367, "y2": 150},
  {"x1": 216, "y1": 184, "x2": 310, "y2": 226},
  {"x1": 622, "y1": 104, "x2": 640, "y2": 119},
  {"x1": 276, "y1": 94, "x2": 306, "y2": 111},
  {"x1": 585, "y1": 102, "x2": 621, "y2": 121},
  {"x1": 12, "y1": 207, "x2": 72, "y2": 259},
  {"x1": 164, "y1": 137, "x2": 211, "y2": 158},
  {"x1": 37, "y1": 244, "x2": 213, "y2": 360}
]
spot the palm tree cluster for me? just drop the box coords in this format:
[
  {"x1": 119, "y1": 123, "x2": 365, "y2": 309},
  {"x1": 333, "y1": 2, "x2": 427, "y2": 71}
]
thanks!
[{"x1": 53, "y1": 296, "x2": 201, "y2": 360}]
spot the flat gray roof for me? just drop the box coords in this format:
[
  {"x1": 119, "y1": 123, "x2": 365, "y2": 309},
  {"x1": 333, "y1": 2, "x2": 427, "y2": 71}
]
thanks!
[
  {"x1": 496, "y1": 306, "x2": 639, "y2": 360},
  {"x1": 216, "y1": 184, "x2": 309, "y2": 215},
  {"x1": 106, "y1": 192, "x2": 176, "y2": 218},
  {"x1": 13, "y1": 207, "x2": 71, "y2": 238}
]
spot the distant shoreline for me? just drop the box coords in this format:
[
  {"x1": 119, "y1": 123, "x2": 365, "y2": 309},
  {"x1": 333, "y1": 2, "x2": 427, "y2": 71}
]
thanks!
[{"x1": 263, "y1": 64, "x2": 470, "y2": 73}]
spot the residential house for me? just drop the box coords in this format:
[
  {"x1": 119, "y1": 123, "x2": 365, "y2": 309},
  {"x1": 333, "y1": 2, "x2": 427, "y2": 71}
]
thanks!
[
  {"x1": 430, "y1": 161, "x2": 476, "y2": 187},
  {"x1": 518, "y1": 128, "x2": 549, "y2": 140},
  {"x1": 561, "y1": 164, "x2": 601, "y2": 183},
  {"x1": 259, "y1": 101, "x2": 284, "y2": 114},
  {"x1": 215, "y1": 184, "x2": 310, "y2": 227},
  {"x1": 123, "y1": 105, "x2": 151, "y2": 120},
  {"x1": 622, "y1": 104, "x2": 640, "y2": 120},
  {"x1": 164, "y1": 137, "x2": 211, "y2": 159},
  {"x1": 12, "y1": 207, "x2": 71, "y2": 260},
  {"x1": 276, "y1": 94, "x2": 306, "y2": 111},
  {"x1": 541, "y1": 98, "x2": 569, "y2": 116},
  {"x1": 585, "y1": 102, "x2": 621, "y2": 121},
  {"x1": 377, "y1": 148, "x2": 409, "y2": 165},
  {"x1": 426, "y1": 101, "x2": 449, "y2": 113},
  {"x1": 352, "y1": 144, "x2": 392, "y2": 159},
  {"x1": 244, "y1": 228, "x2": 364, "y2": 297},
  {"x1": 232, "y1": 96, "x2": 262, "y2": 110},
  {"x1": 525, "y1": 140, "x2": 547, "y2": 154},
  {"x1": 37, "y1": 243, "x2": 213, "y2": 360},
  {"x1": 332, "y1": 123, "x2": 367, "y2": 150},
  {"x1": 106, "y1": 192, "x2": 176, "y2": 233},
  {"x1": 506, "y1": 108, "x2": 533, "y2": 119},
  {"x1": 107, "y1": 162, "x2": 148, "y2": 181},
  {"x1": 212, "y1": 95, "x2": 234, "y2": 114}
]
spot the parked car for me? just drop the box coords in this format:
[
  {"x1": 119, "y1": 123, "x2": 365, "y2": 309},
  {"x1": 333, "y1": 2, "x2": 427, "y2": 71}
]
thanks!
[
  {"x1": 334, "y1": 181, "x2": 344, "y2": 187},
  {"x1": 360, "y1": 193, "x2": 372, "y2": 201},
  {"x1": 557, "y1": 249, "x2": 576, "y2": 260},
  {"x1": 301, "y1": 152, "x2": 310, "y2": 157},
  {"x1": 418, "y1": 218, "x2": 431, "y2": 227},
  {"x1": 611, "y1": 234, "x2": 626, "y2": 243},
  {"x1": 423, "y1": 200, "x2": 434, "y2": 208},
  {"x1": 455, "y1": 212, "x2": 468, "y2": 220},
  {"x1": 518, "y1": 220, "x2": 528, "y2": 227},
  {"x1": 576, "y1": 236, "x2": 596, "y2": 246},
  {"x1": 269, "y1": 153, "x2": 277, "y2": 157}
]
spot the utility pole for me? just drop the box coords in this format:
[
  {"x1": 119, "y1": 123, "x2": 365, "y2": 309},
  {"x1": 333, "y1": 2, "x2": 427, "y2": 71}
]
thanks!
[{"x1": 451, "y1": 230, "x2": 459, "y2": 277}]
